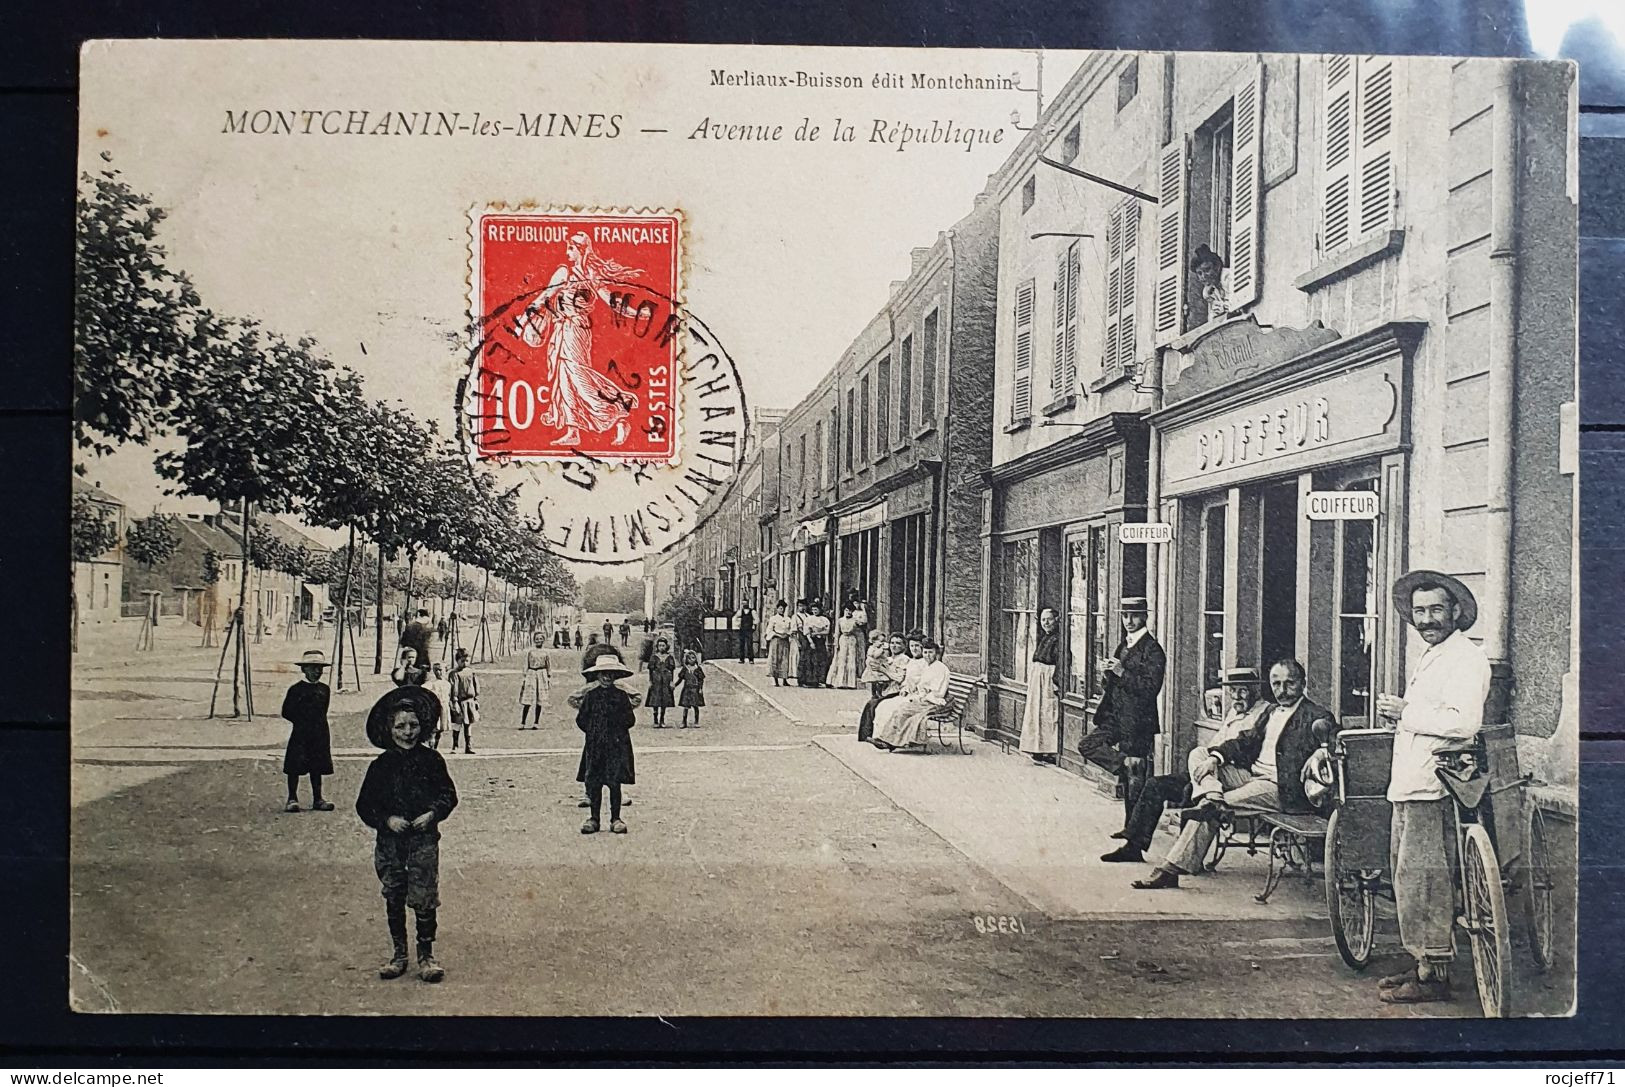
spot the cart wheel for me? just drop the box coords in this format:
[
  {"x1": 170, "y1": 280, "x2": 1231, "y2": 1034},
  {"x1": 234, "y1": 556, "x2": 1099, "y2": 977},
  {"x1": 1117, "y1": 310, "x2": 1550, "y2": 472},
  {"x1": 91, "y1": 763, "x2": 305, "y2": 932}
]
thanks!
[
  {"x1": 1324, "y1": 809, "x2": 1375, "y2": 970},
  {"x1": 1463, "y1": 823, "x2": 1513, "y2": 1018},
  {"x1": 1522, "y1": 805, "x2": 1555, "y2": 973}
]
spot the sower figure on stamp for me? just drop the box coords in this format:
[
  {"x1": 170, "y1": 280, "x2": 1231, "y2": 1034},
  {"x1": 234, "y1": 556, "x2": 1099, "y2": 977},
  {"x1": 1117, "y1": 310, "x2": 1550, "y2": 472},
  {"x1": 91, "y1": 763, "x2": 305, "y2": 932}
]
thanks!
[
  {"x1": 1102, "y1": 667, "x2": 1267, "y2": 864},
  {"x1": 356, "y1": 687, "x2": 458, "y2": 983},
  {"x1": 1374, "y1": 570, "x2": 1492, "y2": 1005},
  {"x1": 514, "y1": 232, "x2": 641, "y2": 447},
  {"x1": 1082, "y1": 597, "x2": 1166, "y2": 823},
  {"x1": 1131, "y1": 659, "x2": 1334, "y2": 890}
]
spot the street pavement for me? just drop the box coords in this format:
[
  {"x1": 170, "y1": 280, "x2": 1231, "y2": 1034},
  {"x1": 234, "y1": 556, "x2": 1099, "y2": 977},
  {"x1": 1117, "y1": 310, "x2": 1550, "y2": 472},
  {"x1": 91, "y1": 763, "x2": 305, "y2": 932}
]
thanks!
[{"x1": 68, "y1": 619, "x2": 1573, "y2": 1017}]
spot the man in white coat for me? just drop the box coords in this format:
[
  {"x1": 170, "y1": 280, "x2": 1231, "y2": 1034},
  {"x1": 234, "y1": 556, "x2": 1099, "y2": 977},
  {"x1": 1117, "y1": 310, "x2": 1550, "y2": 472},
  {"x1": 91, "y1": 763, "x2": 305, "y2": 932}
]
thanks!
[{"x1": 1374, "y1": 570, "x2": 1492, "y2": 1005}]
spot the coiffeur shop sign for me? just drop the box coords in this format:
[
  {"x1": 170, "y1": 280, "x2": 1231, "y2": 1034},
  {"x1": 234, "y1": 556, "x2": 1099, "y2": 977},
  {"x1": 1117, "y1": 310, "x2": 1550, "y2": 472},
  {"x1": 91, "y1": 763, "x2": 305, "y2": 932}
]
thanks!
[{"x1": 1158, "y1": 361, "x2": 1402, "y2": 497}]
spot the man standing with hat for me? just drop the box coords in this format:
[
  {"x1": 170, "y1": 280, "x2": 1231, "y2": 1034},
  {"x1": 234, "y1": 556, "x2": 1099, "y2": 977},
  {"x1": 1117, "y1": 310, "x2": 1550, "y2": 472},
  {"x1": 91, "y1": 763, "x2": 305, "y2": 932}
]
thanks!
[
  {"x1": 1102, "y1": 666, "x2": 1266, "y2": 864},
  {"x1": 1088, "y1": 597, "x2": 1167, "y2": 825},
  {"x1": 1374, "y1": 570, "x2": 1492, "y2": 1005}
]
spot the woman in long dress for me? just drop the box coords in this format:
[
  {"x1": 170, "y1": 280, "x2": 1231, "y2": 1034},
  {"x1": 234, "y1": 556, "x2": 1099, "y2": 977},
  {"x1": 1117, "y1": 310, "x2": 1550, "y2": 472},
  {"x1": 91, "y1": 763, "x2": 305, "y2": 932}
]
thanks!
[
  {"x1": 798, "y1": 603, "x2": 830, "y2": 688},
  {"x1": 871, "y1": 640, "x2": 951, "y2": 750},
  {"x1": 786, "y1": 600, "x2": 806, "y2": 684},
  {"x1": 857, "y1": 631, "x2": 906, "y2": 743},
  {"x1": 1017, "y1": 606, "x2": 1062, "y2": 763},
  {"x1": 825, "y1": 604, "x2": 862, "y2": 688},
  {"x1": 764, "y1": 601, "x2": 795, "y2": 686},
  {"x1": 515, "y1": 232, "x2": 641, "y2": 447}
]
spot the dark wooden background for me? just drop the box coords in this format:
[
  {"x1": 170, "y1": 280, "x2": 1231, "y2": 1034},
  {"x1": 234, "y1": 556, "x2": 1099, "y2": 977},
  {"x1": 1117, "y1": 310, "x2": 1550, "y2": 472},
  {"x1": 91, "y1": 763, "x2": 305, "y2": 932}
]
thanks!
[{"x1": 2, "y1": 0, "x2": 1621, "y2": 1060}]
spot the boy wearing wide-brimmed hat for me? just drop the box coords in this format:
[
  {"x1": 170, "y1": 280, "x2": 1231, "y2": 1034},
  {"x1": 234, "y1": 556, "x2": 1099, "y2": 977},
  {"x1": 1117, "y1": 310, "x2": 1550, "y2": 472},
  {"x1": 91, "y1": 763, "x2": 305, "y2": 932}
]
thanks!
[
  {"x1": 573, "y1": 648, "x2": 638, "y2": 835},
  {"x1": 355, "y1": 686, "x2": 459, "y2": 982},
  {"x1": 279, "y1": 649, "x2": 335, "y2": 813}
]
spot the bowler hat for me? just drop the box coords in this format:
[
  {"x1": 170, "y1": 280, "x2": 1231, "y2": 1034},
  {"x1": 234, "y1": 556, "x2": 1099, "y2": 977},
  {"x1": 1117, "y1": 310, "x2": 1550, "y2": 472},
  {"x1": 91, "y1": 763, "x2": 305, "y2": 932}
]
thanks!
[
  {"x1": 582, "y1": 650, "x2": 633, "y2": 681},
  {"x1": 297, "y1": 649, "x2": 330, "y2": 670},
  {"x1": 1391, "y1": 569, "x2": 1478, "y2": 631},
  {"x1": 365, "y1": 686, "x2": 441, "y2": 749},
  {"x1": 1120, "y1": 596, "x2": 1150, "y2": 613}
]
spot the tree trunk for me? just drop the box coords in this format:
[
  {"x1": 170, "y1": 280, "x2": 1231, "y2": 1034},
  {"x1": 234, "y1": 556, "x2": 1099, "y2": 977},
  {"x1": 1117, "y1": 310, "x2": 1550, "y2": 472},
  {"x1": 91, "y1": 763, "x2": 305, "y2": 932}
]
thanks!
[
  {"x1": 478, "y1": 567, "x2": 491, "y2": 661},
  {"x1": 373, "y1": 543, "x2": 385, "y2": 674},
  {"x1": 235, "y1": 500, "x2": 251, "y2": 716},
  {"x1": 445, "y1": 561, "x2": 462, "y2": 661},
  {"x1": 333, "y1": 525, "x2": 356, "y2": 690},
  {"x1": 403, "y1": 549, "x2": 417, "y2": 630}
]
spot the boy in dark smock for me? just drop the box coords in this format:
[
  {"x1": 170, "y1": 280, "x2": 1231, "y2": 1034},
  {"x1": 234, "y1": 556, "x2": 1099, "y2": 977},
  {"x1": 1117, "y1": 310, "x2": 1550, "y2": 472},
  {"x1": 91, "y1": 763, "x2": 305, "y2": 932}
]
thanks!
[
  {"x1": 280, "y1": 649, "x2": 335, "y2": 812},
  {"x1": 355, "y1": 686, "x2": 459, "y2": 983},
  {"x1": 575, "y1": 649, "x2": 637, "y2": 835}
]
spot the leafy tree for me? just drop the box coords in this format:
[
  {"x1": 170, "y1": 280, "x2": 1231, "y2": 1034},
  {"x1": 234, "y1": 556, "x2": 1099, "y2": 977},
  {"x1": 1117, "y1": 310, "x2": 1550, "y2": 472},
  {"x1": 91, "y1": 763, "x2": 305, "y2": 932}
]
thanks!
[
  {"x1": 201, "y1": 548, "x2": 222, "y2": 586},
  {"x1": 658, "y1": 583, "x2": 709, "y2": 653},
  {"x1": 71, "y1": 491, "x2": 120, "y2": 562},
  {"x1": 74, "y1": 169, "x2": 204, "y2": 457},
  {"x1": 125, "y1": 513, "x2": 181, "y2": 568}
]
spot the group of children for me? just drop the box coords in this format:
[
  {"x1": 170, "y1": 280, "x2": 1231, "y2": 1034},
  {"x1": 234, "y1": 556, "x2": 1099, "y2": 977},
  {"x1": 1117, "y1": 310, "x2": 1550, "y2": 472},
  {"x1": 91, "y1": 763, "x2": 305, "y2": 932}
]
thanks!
[{"x1": 276, "y1": 627, "x2": 713, "y2": 984}]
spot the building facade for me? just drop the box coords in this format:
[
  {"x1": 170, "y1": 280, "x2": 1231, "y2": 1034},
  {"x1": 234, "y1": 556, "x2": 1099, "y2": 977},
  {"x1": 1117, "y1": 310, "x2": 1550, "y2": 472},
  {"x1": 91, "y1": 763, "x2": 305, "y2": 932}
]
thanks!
[
  {"x1": 761, "y1": 203, "x2": 1000, "y2": 670},
  {"x1": 72, "y1": 478, "x2": 126, "y2": 625},
  {"x1": 978, "y1": 52, "x2": 1578, "y2": 804}
]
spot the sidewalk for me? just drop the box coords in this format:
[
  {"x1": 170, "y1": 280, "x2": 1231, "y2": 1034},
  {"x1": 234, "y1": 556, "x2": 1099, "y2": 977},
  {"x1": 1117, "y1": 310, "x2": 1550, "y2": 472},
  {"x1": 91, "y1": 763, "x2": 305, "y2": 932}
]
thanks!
[{"x1": 712, "y1": 659, "x2": 1325, "y2": 923}]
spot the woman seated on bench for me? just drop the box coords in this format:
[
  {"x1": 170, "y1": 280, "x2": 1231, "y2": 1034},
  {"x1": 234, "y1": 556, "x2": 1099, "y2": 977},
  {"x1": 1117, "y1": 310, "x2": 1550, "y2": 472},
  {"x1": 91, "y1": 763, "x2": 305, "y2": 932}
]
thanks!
[{"x1": 870, "y1": 640, "x2": 950, "y2": 752}]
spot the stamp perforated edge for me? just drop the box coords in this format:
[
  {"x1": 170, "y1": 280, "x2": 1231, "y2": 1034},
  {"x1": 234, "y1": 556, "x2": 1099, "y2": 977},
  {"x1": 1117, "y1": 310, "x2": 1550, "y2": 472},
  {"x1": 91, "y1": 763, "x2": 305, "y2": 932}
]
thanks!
[{"x1": 461, "y1": 202, "x2": 691, "y2": 473}]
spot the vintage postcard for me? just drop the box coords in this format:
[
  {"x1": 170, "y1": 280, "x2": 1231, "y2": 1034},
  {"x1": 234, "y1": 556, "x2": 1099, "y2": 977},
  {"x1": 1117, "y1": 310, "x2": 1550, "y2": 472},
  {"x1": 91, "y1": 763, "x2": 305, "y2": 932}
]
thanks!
[{"x1": 71, "y1": 40, "x2": 1578, "y2": 1019}]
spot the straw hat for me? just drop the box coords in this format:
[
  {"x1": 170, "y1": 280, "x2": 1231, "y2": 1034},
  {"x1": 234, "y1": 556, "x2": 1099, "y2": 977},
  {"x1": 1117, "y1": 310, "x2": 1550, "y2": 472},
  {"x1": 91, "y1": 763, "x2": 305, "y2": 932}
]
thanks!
[
  {"x1": 297, "y1": 649, "x2": 330, "y2": 670},
  {"x1": 1391, "y1": 570, "x2": 1478, "y2": 631},
  {"x1": 582, "y1": 650, "x2": 633, "y2": 681},
  {"x1": 365, "y1": 686, "x2": 441, "y2": 749}
]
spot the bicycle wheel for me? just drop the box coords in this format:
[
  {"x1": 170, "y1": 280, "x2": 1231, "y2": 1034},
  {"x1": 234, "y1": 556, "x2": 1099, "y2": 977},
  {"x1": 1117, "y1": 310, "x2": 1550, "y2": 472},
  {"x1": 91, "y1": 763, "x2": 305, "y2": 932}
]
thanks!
[
  {"x1": 1522, "y1": 805, "x2": 1555, "y2": 973},
  {"x1": 1324, "y1": 808, "x2": 1375, "y2": 970},
  {"x1": 1463, "y1": 823, "x2": 1513, "y2": 1018}
]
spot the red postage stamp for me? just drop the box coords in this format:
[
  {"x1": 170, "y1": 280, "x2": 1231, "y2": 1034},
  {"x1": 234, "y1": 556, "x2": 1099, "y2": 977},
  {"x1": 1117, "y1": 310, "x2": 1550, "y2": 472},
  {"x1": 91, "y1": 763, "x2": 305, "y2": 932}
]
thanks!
[{"x1": 470, "y1": 208, "x2": 683, "y2": 462}]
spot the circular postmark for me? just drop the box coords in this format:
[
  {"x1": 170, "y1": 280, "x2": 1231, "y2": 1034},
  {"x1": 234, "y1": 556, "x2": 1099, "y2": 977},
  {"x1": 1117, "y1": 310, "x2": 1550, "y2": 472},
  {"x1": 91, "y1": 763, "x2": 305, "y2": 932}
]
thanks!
[{"x1": 457, "y1": 275, "x2": 750, "y2": 566}]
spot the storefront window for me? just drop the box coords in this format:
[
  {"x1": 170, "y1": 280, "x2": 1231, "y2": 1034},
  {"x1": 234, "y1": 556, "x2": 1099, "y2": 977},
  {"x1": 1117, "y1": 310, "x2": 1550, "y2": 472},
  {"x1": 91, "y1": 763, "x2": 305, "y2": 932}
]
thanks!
[
  {"x1": 1336, "y1": 479, "x2": 1379, "y2": 724},
  {"x1": 1064, "y1": 527, "x2": 1111, "y2": 699},
  {"x1": 1001, "y1": 536, "x2": 1038, "y2": 682},
  {"x1": 1201, "y1": 503, "x2": 1227, "y2": 694}
]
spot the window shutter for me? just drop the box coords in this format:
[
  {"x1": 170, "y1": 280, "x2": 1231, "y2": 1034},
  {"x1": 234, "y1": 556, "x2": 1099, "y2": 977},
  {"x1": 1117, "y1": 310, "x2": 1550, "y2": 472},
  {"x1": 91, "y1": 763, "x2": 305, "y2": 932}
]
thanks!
[
  {"x1": 1320, "y1": 54, "x2": 1357, "y2": 256},
  {"x1": 1052, "y1": 251, "x2": 1068, "y2": 393},
  {"x1": 1013, "y1": 279, "x2": 1034, "y2": 420},
  {"x1": 1104, "y1": 209, "x2": 1124, "y2": 371},
  {"x1": 1355, "y1": 56, "x2": 1397, "y2": 239},
  {"x1": 1229, "y1": 62, "x2": 1265, "y2": 308},
  {"x1": 1152, "y1": 138, "x2": 1188, "y2": 345},
  {"x1": 1117, "y1": 201, "x2": 1140, "y2": 372},
  {"x1": 1064, "y1": 242, "x2": 1081, "y2": 390}
]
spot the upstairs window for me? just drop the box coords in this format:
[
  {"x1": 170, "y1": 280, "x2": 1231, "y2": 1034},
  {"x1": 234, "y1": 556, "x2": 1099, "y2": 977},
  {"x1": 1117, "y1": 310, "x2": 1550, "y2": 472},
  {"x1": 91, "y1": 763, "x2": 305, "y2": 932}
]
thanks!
[
  {"x1": 921, "y1": 309, "x2": 940, "y2": 422},
  {"x1": 1320, "y1": 55, "x2": 1397, "y2": 258},
  {"x1": 877, "y1": 355, "x2": 892, "y2": 452},
  {"x1": 1117, "y1": 57, "x2": 1139, "y2": 113},
  {"x1": 1021, "y1": 174, "x2": 1036, "y2": 214},
  {"x1": 899, "y1": 335, "x2": 913, "y2": 440},
  {"x1": 1103, "y1": 201, "x2": 1139, "y2": 375},
  {"x1": 1012, "y1": 279, "x2": 1035, "y2": 421},
  {"x1": 1062, "y1": 124, "x2": 1081, "y2": 164},
  {"x1": 1152, "y1": 62, "x2": 1263, "y2": 344},
  {"x1": 813, "y1": 420, "x2": 824, "y2": 490},
  {"x1": 859, "y1": 374, "x2": 871, "y2": 464},
  {"x1": 1053, "y1": 240, "x2": 1081, "y2": 392},
  {"x1": 844, "y1": 389, "x2": 855, "y2": 473},
  {"x1": 829, "y1": 406, "x2": 839, "y2": 479}
]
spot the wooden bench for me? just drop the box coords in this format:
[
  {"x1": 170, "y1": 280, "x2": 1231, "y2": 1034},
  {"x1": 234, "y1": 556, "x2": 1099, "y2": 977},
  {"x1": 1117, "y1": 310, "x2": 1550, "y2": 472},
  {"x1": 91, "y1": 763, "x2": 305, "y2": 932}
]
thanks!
[
  {"x1": 925, "y1": 676, "x2": 975, "y2": 754},
  {"x1": 1203, "y1": 806, "x2": 1328, "y2": 903}
]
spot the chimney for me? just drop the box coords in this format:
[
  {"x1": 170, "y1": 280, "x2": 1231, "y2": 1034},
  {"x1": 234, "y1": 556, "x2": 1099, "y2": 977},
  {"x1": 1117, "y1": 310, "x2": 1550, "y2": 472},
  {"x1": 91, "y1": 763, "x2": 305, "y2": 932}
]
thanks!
[{"x1": 910, "y1": 246, "x2": 931, "y2": 276}]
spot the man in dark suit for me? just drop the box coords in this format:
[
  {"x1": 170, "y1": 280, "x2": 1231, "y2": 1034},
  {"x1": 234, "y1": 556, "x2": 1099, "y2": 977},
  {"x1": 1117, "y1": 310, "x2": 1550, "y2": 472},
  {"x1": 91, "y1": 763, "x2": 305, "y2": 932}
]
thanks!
[
  {"x1": 1082, "y1": 596, "x2": 1167, "y2": 825},
  {"x1": 1132, "y1": 658, "x2": 1335, "y2": 890},
  {"x1": 737, "y1": 602, "x2": 756, "y2": 663}
]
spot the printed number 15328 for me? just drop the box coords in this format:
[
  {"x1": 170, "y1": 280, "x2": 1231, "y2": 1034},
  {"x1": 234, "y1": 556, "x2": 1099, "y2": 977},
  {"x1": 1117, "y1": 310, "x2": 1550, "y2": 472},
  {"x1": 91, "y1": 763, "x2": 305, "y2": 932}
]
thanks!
[{"x1": 973, "y1": 915, "x2": 1028, "y2": 934}]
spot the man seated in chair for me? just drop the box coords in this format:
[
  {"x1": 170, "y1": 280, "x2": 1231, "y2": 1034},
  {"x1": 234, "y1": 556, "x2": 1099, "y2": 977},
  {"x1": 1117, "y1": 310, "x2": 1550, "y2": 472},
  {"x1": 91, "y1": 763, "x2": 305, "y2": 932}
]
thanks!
[
  {"x1": 1101, "y1": 666, "x2": 1267, "y2": 864},
  {"x1": 1132, "y1": 659, "x2": 1335, "y2": 890}
]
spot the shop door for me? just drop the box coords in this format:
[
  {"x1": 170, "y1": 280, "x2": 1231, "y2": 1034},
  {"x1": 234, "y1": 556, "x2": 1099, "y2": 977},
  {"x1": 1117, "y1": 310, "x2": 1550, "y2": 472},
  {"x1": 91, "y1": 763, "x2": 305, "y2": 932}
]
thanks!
[{"x1": 1315, "y1": 469, "x2": 1384, "y2": 730}]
